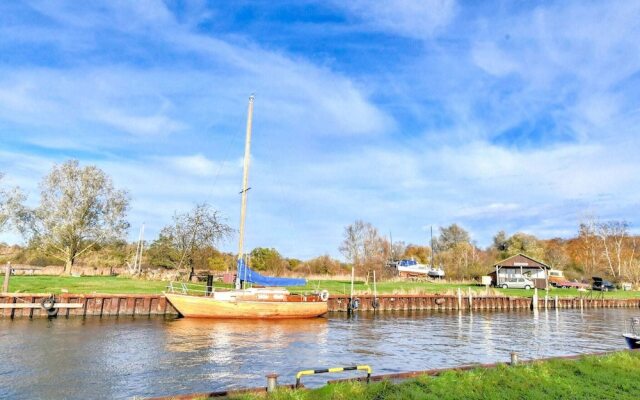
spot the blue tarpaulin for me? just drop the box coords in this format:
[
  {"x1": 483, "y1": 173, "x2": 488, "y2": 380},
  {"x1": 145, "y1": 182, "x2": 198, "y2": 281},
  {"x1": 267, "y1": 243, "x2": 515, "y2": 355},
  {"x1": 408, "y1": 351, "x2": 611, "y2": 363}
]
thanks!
[{"x1": 237, "y1": 258, "x2": 306, "y2": 287}]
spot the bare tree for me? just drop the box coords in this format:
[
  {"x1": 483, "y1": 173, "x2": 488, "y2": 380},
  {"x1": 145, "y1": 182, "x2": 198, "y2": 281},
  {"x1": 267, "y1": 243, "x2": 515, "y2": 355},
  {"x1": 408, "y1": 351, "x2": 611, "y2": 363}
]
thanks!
[
  {"x1": 159, "y1": 203, "x2": 233, "y2": 280},
  {"x1": 543, "y1": 239, "x2": 570, "y2": 270},
  {"x1": 339, "y1": 220, "x2": 385, "y2": 274},
  {"x1": 18, "y1": 160, "x2": 129, "y2": 275},
  {"x1": 578, "y1": 216, "x2": 601, "y2": 278},
  {"x1": 597, "y1": 220, "x2": 629, "y2": 280}
]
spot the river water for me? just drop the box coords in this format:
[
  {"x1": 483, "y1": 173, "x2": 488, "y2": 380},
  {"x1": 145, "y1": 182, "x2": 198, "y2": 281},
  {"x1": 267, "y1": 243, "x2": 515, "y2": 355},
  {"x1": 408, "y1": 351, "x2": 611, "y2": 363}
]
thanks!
[{"x1": 0, "y1": 308, "x2": 636, "y2": 399}]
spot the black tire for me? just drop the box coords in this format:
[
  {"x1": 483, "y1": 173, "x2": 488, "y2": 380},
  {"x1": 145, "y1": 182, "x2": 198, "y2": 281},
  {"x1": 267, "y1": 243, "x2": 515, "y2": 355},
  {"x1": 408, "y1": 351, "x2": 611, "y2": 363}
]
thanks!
[
  {"x1": 372, "y1": 298, "x2": 380, "y2": 309},
  {"x1": 350, "y1": 298, "x2": 360, "y2": 310},
  {"x1": 41, "y1": 297, "x2": 55, "y2": 311},
  {"x1": 47, "y1": 307, "x2": 59, "y2": 318}
]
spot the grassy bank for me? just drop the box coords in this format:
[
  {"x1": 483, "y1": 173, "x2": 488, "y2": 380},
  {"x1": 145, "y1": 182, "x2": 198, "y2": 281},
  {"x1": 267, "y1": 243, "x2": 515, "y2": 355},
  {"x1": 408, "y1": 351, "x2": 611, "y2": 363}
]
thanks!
[
  {"x1": 231, "y1": 351, "x2": 640, "y2": 400},
  {"x1": 6, "y1": 275, "x2": 640, "y2": 299},
  {"x1": 7, "y1": 275, "x2": 168, "y2": 294}
]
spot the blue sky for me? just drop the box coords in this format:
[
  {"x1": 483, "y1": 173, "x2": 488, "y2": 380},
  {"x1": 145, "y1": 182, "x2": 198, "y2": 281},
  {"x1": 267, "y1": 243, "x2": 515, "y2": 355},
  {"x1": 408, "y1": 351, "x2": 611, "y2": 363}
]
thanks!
[{"x1": 1, "y1": 0, "x2": 639, "y2": 259}]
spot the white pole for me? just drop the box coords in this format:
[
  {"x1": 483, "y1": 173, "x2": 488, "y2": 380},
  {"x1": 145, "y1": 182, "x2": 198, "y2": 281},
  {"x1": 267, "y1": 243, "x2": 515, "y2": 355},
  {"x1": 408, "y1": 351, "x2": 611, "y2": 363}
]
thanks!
[
  {"x1": 2, "y1": 262, "x2": 10, "y2": 293},
  {"x1": 350, "y1": 266, "x2": 355, "y2": 299},
  {"x1": 137, "y1": 223, "x2": 145, "y2": 274},
  {"x1": 373, "y1": 270, "x2": 377, "y2": 299},
  {"x1": 236, "y1": 95, "x2": 255, "y2": 289}
]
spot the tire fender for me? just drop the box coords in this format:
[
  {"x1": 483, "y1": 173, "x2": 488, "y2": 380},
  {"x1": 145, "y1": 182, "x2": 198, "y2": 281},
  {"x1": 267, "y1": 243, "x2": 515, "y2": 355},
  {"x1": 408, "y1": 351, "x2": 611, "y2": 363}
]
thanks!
[{"x1": 41, "y1": 297, "x2": 55, "y2": 311}]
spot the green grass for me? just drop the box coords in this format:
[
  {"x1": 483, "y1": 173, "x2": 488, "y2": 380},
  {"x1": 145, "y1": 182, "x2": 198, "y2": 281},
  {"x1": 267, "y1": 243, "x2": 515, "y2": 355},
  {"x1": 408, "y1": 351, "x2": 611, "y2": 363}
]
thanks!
[
  {"x1": 8, "y1": 275, "x2": 170, "y2": 294},
  {"x1": 6, "y1": 275, "x2": 640, "y2": 299},
  {"x1": 231, "y1": 351, "x2": 640, "y2": 400},
  {"x1": 295, "y1": 279, "x2": 640, "y2": 299}
]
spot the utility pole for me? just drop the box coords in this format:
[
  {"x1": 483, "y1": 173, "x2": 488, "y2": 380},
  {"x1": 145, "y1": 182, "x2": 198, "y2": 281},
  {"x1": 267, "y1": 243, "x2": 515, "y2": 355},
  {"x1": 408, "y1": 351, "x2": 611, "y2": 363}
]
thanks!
[
  {"x1": 135, "y1": 224, "x2": 145, "y2": 275},
  {"x1": 430, "y1": 225, "x2": 434, "y2": 268}
]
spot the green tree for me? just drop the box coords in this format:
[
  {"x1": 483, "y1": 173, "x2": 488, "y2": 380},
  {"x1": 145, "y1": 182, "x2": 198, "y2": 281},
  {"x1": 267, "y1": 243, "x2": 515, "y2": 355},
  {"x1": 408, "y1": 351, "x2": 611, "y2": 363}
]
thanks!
[
  {"x1": 496, "y1": 231, "x2": 544, "y2": 261},
  {"x1": 17, "y1": 160, "x2": 129, "y2": 275},
  {"x1": 155, "y1": 203, "x2": 232, "y2": 279},
  {"x1": 0, "y1": 172, "x2": 24, "y2": 234},
  {"x1": 437, "y1": 224, "x2": 471, "y2": 251},
  {"x1": 250, "y1": 247, "x2": 286, "y2": 273},
  {"x1": 207, "y1": 250, "x2": 234, "y2": 272},
  {"x1": 147, "y1": 233, "x2": 181, "y2": 269},
  {"x1": 296, "y1": 254, "x2": 344, "y2": 275}
]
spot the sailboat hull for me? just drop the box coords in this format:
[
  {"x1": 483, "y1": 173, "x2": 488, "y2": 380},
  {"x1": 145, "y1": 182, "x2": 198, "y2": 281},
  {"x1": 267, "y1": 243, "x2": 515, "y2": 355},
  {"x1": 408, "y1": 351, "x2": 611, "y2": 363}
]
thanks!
[{"x1": 165, "y1": 293, "x2": 328, "y2": 319}]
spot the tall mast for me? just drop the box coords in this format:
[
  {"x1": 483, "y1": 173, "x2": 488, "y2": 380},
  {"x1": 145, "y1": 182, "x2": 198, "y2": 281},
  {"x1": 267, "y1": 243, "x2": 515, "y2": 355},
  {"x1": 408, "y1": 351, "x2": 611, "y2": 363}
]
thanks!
[
  {"x1": 430, "y1": 225, "x2": 434, "y2": 268},
  {"x1": 237, "y1": 94, "x2": 255, "y2": 269}
]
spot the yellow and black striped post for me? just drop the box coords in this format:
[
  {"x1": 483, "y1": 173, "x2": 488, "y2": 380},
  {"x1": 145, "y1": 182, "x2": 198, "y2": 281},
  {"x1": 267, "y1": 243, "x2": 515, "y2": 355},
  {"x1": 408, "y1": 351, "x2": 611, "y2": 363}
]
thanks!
[{"x1": 295, "y1": 365, "x2": 371, "y2": 388}]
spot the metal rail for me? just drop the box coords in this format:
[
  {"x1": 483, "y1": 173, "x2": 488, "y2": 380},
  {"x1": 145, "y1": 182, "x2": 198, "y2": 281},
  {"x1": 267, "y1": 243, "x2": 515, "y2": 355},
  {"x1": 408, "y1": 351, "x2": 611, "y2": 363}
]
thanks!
[
  {"x1": 165, "y1": 282, "x2": 214, "y2": 296},
  {"x1": 295, "y1": 365, "x2": 371, "y2": 388}
]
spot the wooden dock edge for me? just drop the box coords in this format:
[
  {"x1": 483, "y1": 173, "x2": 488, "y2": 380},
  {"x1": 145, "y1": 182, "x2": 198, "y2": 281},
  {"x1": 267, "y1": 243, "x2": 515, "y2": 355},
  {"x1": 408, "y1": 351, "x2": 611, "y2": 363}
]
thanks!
[
  {"x1": 0, "y1": 293, "x2": 179, "y2": 318},
  {"x1": 1, "y1": 292, "x2": 639, "y2": 318}
]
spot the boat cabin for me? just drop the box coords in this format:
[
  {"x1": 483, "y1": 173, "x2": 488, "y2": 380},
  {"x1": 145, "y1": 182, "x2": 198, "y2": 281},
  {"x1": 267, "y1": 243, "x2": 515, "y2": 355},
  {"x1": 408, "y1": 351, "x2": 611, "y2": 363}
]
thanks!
[{"x1": 489, "y1": 253, "x2": 550, "y2": 289}]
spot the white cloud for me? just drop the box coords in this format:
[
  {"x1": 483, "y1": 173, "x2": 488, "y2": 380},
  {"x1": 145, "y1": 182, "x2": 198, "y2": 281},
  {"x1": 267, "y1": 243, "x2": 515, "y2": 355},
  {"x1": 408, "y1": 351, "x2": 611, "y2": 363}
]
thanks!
[
  {"x1": 335, "y1": 0, "x2": 457, "y2": 39},
  {"x1": 95, "y1": 108, "x2": 186, "y2": 137},
  {"x1": 2, "y1": 1, "x2": 640, "y2": 257},
  {"x1": 164, "y1": 154, "x2": 222, "y2": 177},
  {"x1": 471, "y1": 42, "x2": 519, "y2": 76}
]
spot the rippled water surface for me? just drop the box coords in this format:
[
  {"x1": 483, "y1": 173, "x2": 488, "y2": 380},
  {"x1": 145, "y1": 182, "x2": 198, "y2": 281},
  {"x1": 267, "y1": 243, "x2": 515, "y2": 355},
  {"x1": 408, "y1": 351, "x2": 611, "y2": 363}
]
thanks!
[{"x1": 0, "y1": 308, "x2": 636, "y2": 399}]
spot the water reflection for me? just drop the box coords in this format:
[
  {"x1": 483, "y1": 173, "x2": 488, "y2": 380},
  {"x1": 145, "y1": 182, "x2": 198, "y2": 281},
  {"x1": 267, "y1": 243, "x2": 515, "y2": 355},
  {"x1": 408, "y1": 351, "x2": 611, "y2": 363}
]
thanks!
[
  {"x1": 0, "y1": 308, "x2": 636, "y2": 400},
  {"x1": 165, "y1": 317, "x2": 329, "y2": 353}
]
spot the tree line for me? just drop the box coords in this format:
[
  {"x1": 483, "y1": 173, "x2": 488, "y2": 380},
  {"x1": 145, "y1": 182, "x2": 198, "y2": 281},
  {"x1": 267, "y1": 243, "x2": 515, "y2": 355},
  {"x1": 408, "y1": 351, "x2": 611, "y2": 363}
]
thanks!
[
  {"x1": 338, "y1": 219, "x2": 640, "y2": 285},
  {"x1": 1, "y1": 160, "x2": 638, "y2": 284}
]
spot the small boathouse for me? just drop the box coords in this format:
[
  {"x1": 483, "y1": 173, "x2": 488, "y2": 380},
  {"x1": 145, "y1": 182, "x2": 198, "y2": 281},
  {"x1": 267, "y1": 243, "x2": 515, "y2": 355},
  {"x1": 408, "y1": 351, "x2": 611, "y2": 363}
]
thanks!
[{"x1": 490, "y1": 253, "x2": 550, "y2": 289}]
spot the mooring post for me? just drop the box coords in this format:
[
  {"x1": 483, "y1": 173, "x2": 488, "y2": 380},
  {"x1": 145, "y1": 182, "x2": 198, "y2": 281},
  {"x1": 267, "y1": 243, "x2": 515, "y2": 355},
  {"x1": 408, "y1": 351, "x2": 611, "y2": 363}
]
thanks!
[
  {"x1": 532, "y1": 288, "x2": 538, "y2": 310},
  {"x1": 510, "y1": 352, "x2": 519, "y2": 366},
  {"x1": 205, "y1": 274, "x2": 213, "y2": 296},
  {"x1": 555, "y1": 295, "x2": 559, "y2": 309},
  {"x1": 2, "y1": 262, "x2": 10, "y2": 293},
  {"x1": 544, "y1": 294, "x2": 548, "y2": 309},
  {"x1": 266, "y1": 373, "x2": 278, "y2": 392},
  {"x1": 457, "y1": 288, "x2": 462, "y2": 310},
  {"x1": 468, "y1": 287, "x2": 473, "y2": 309}
]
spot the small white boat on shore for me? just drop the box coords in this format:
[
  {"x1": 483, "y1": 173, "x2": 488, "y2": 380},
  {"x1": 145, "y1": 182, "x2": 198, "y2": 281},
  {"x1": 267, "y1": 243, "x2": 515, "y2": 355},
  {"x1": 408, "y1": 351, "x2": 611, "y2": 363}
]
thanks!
[{"x1": 393, "y1": 259, "x2": 445, "y2": 279}]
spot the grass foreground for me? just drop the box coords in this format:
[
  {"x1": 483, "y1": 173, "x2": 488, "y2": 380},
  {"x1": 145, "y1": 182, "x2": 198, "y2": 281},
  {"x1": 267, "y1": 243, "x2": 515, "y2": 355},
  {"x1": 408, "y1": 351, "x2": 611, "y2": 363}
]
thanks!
[
  {"x1": 230, "y1": 351, "x2": 640, "y2": 400},
  {"x1": 5, "y1": 275, "x2": 640, "y2": 299}
]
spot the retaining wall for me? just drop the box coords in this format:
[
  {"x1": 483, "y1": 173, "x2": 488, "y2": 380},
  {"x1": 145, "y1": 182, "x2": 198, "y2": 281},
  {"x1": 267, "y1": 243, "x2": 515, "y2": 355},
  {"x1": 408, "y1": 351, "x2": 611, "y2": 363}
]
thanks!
[
  {"x1": 0, "y1": 293, "x2": 178, "y2": 318},
  {"x1": 329, "y1": 293, "x2": 640, "y2": 311},
  {"x1": 1, "y1": 292, "x2": 638, "y2": 318}
]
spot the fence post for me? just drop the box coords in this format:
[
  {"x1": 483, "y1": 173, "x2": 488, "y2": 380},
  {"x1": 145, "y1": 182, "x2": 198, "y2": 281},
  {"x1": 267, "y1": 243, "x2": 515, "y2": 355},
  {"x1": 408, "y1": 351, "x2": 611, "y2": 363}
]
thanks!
[
  {"x1": 266, "y1": 373, "x2": 278, "y2": 392},
  {"x1": 510, "y1": 352, "x2": 519, "y2": 366},
  {"x1": 2, "y1": 262, "x2": 10, "y2": 293}
]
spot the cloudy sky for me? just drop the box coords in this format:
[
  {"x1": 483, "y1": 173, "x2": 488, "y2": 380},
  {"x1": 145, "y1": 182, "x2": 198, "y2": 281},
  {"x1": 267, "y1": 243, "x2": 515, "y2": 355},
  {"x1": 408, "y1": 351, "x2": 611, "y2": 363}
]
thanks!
[{"x1": 1, "y1": 0, "x2": 639, "y2": 259}]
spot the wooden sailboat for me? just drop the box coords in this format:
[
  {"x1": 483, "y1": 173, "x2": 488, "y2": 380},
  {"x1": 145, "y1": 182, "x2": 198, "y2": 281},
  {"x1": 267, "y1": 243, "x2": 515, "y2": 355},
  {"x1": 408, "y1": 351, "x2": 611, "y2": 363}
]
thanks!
[{"x1": 165, "y1": 95, "x2": 328, "y2": 319}]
